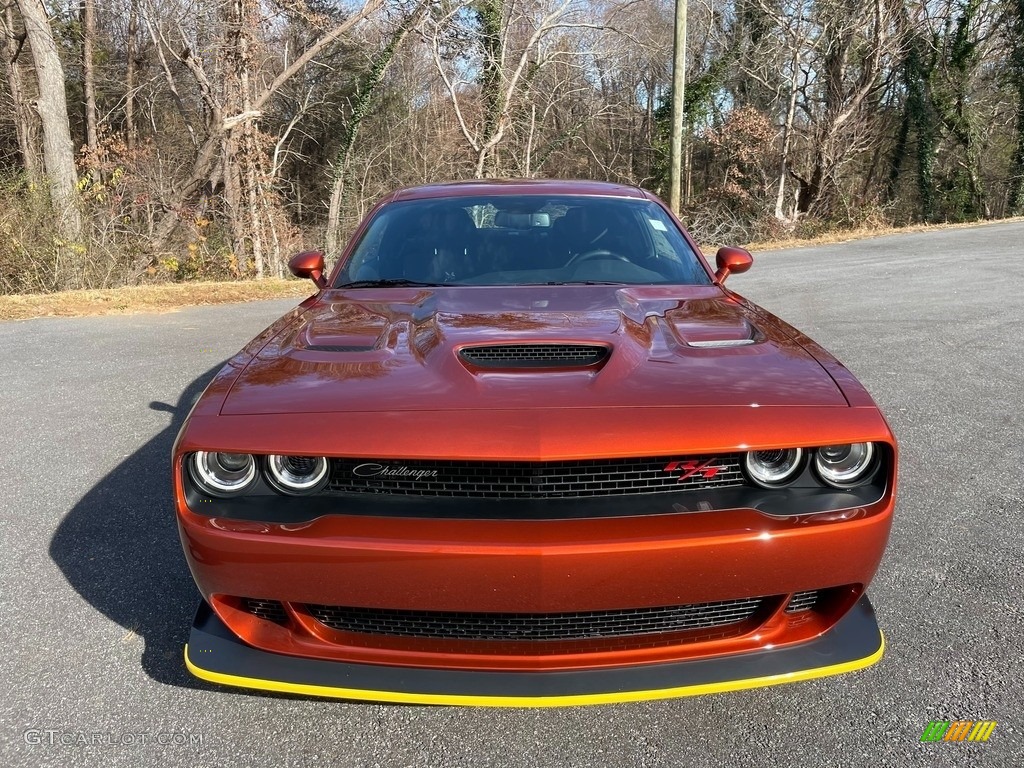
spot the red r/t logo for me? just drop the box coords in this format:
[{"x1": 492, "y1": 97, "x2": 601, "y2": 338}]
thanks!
[{"x1": 664, "y1": 458, "x2": 723, "y2": 481}]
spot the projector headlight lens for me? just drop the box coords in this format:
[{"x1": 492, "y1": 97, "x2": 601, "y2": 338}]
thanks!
[
  {"x1": 743, "y1": 448, "x2": 804, "y2": 488},
  {"x1": 814, "y1": 443, "x2": 876, "y2": 487},
  {"x1": 189, "y1": 452, "x2": 257, "y2": 497},
  {"x1": 265, "y1": 455, "x2": 330, "y2": 495}
]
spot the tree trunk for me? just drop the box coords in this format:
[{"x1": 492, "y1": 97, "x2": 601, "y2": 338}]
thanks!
[
  {"x1": 1011, "y1": 0, "x2": 1024, "y2": 215},
  {"x1": 224, "y1": 0, "x2": 268, "y2": 277},
  {"x1": 937, "y1": 0, "x2": 986, "y2": 219},
  {"x1": 668, "y1": 0, "x2": 687, "y2": 213},
  {"x1": 795, "y1": 0, "x2": 885, "y2": 217},
  {"x1": 145, "y1": 0, "x2": 383, "y2": 269},
  {"x1": 905, "y1": 39, "x2": 938, "y2": 222},
  {"x1": 774, "y1": 46, "x2": 801, "y2": 224},
  {"x1": 81, "y1": 0, "x2": 98, "y2": 151},
  {"x1": 884, "y1": 106, "x2": 910, "y2": 204},
  {"x1": 125, "y1": 0, "x2": 138, "y2": 149},
  {"x1": 17, "y1": 0, "x2": 82, "y2": 239},
  {"x1": 325, "y1": 4, "x2": 423, "y2": 254},
  {"x1": 1011, "y1": 89, "x2": 1024, "y2": 216},
  {"x1": 2, "y1": 5, "x2": 42, "y2": 179},
  {"x1": 475, "y1": 0, "x2": 504, "y2": 178},
  {"x1": 148, "y1": 133, "x2": 222, "y2": 257}
]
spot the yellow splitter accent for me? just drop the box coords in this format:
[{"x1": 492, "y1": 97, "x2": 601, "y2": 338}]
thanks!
[
  {"x1": 186, "y1": 635, "x2": 883, "y2": 707},
  {"x1": 183, "y1": 595, "x2": 886, "y2": 707}
]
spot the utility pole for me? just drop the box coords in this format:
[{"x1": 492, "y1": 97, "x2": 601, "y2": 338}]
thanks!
[{"x1": 669, "y1": 0, "x2": 687, "y2": 213}]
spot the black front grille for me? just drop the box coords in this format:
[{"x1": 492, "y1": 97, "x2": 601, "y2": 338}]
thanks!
[
  {"x1": 328, "y1": 454, "x2": 744, "y2": 499},
  {"x1": 306, "y1": 597, "x2": 767, "y2": 641},
  {"x1": 460, "y1": 344, "x2": 608, "y2": 368},
  {"x1": 785, "y1": 590, "x2": 819, "y2": 613},
  {"x1": 242, "y1": 598, "x2": 288, "y2": 624}
]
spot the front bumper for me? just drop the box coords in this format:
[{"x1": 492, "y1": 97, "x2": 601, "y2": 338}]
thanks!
[
  {"x1": 185, "y1": 594, "x2": 884, "y2": 706},
  {"x1": 177, "y1": 499, "x2": 892, "y2": 670}
]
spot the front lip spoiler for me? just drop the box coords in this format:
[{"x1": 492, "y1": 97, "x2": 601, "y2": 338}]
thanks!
[{"x1": 184, "y1": 596, "x2": 884, "y2": 707}]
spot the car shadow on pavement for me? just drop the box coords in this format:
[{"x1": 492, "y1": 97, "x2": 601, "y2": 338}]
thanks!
[
  {"x1": 48, "y1": 364, "x2": 432, "y2": 704},
  {"x1": 48, "y1": 366, "x2": 221, "y2": 690}
]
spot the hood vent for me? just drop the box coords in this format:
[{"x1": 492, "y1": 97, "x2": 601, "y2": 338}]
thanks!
[
  {"x1": 687, "y1": 338, "x2": 756, "y2": 348},
  {"x1": 305, "y1": 344, "x2": 375, "y2": 352},
  {"x1": 459, "y1": 343, "x2": 609, "y2": 369}
]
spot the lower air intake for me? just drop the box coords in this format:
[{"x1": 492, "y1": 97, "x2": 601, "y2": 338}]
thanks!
[
  {"x1": 242, "y1": 598, "x2": 288, "y2": 624},
  {"x1": 785, "y1": 591, "x2": 819, "y2": 613},
  {"x1": 306, "y1": 597, "x2": 766, "y2": 641}
]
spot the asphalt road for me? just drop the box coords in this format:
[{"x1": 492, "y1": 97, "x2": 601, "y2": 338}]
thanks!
[{"x1": 2, "y1": 222, "x2": 1022, "y2": 767}]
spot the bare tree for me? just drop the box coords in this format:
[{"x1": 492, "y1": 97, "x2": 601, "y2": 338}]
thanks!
[
  {"x1": 326, "y1": 2, "x2": 428, "y2": 255},
  {"x1": 16, "y1": 0, "x2": 82, "y2": 238},
  {"x1": 788, "y1": 0, "x2": 892, "y2": 216},
  {"x1": 140, "y1": 0, "x2": 385, "y2": 273},
  {"x1": 124, "y1": 0, "x2": 139, "y2": 149},
  {"x1": 426, "y1": 0, "x2": 593, "y2": 177},
  {"x1": 1, "y1": 4, "x2": 42, "y2": 178},
  {"x1": 82, "y1": 0, "x2": 99, "y2": 152},
  {"x1": 765, "y1": 0, "x2": 811, "y2": 225},
  {"x1": 2, "y1": 0, "x2": 1023, "y2": 293}
]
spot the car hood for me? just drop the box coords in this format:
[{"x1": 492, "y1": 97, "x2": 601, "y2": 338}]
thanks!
[{"x1": 220, "y1": 285, "x2": 848, "y2": 415}]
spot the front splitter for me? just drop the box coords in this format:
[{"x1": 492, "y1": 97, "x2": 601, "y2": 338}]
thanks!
[{"x1": 184, "y1": 596, "x2": 884, "y2": 707}]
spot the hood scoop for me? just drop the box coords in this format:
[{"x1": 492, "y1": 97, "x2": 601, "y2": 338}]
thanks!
[
  {"x1": 662, "y1": 304, "x2": 761, "y2": 349},
  {"x1": 686, "y1": 338, "x2": 756, "y2": 348},
  {"x1": 459, "y1": 343, "x2": 610, "y2": 370},
  {"x1": 305, "y1": 344, "x2": 376, "y2": 352}
]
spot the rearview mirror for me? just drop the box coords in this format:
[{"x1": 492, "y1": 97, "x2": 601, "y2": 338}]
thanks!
[
  {"x1": 494, "y1": 211, "x2": 550, "y2": 229},
  {"x1": 288, "y1": 250, "x2": 327, "y2": 288},
  {"x1": 714, "y1": 246, "x2": 753, "y2": 284}
]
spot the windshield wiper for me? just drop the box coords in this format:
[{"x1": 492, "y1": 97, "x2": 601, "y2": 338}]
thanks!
[
  {"x1": 540, "y1": 280, "x2": 626, "y2": 286},
  {"x1": 337, "y1": 279, "x2": 445, "y2": 288}
]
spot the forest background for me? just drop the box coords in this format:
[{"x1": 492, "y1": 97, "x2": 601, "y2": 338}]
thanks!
[{"x1": 2, "y1": 0, "x2": 1021, "y2": 294}]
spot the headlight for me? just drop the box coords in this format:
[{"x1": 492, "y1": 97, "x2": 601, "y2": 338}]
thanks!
[
  {"x1": 189, "y1": 452, "x2": 257, "y2": 497},
  {"x1": 265, "y1": 455, "x2": 330, "y2": 495},
  {"x1": 743, "y1": 448, "x2": 803, "y2": 487},
  {"x1": 814, "y1": 443, "x2": 875, "y2": 487}
]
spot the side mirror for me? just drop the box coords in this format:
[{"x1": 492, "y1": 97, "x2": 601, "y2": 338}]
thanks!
[
  {"x1": 714, "y1": 246, "x2": 753, "y2": 284},
  {"x1": 288, "y1": 250, "x2": 327, "y2": 288}
]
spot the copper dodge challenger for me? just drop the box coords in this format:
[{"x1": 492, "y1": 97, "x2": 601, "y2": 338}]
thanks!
[{"x1": 175, "y1": 180, "x2": 896, "y2": 706}]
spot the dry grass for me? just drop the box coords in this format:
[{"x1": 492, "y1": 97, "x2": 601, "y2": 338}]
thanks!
[{"x1": 0, "y1": 278, "x2": 312, "y2": 321}]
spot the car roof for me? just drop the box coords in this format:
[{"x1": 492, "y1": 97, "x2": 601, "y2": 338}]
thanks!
[{"x1": 391, "y1": 179, "x2": 648, "y2": 202}]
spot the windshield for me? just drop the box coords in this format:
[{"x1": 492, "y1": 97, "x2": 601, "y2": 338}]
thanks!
[{"x1": 334, "y1": 195, "x2": 711, "y2": 287}]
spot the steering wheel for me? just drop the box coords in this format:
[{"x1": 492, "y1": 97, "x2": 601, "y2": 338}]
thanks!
[{"x1": 566, "y1": 249, "x2": 630, "y2": 266}]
